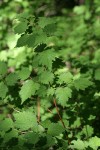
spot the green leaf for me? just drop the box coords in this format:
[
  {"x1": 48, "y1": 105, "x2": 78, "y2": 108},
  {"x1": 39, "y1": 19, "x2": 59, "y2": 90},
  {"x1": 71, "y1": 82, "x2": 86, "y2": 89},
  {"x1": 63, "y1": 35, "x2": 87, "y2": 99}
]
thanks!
[
  {"x1": 70, "y1": 139, "x2": 87, "y2": 150},
  {"x1": 74, "y1": 77, "x2": 93, "y2": 90},
  {"x1": 14, "y1": 111, "x2": 38, "y2": 131},
  {"x1": 0, "y1": 118, "x2": 14, "y2": 132},
  {"x1": 47, "y1": 123, "x2": 64, "y2": 136},
  {"x1": 38, "y1": 49, "x2": 57, "y2": 70},
  {"x1": 0, "y1": 82, "x2": 8, "y2": 99},
  {"x1": 26, "y1": 29, "x2": 47, "y2": 48},
  {"x1": 88, "y1": 136, "x2": 100, "y2": 150},
  {"x1": 26, "y1": 34, "x2": 36, "y2": 47},
  {"x1": 38, "y1": 17, "x2": 55, "y2": 28},
  {"x1": 24, "y1": 132, "x2": 39, "y2": 144},
  {"x1": 4, "y1": 130, "x2": 18, "y2": 143},
  {"x1": 37, "y1": 85, "x2": 47, "y2": 97},
  {"x1": 23, "y1": 32, "x2": 47, "y2": 48},
  {"x1": 43, "y1": 23, "x2": 56, "y2": 36},
  {"x1": 34, "y1": 31, "x2": 47, "y2": 46},
  {"x1": 0, "y1": 61, "x2": 7, "y2": 76},
  {"x1": 17, "y1": 12, "x2": 30, "y2": 19},
  {"x1": 5, "y1": 73, "x2": 18, "y2": 86},
  {"x1": 57, "y1": 72, "x2": 73, "y2": 84},
  {"x1": 35, "y1": 43, "x2": 47, "y2": 52},
  {"x1": 71, "y1": 117, "x2": 81, "y2": 128},
  {"x1": 45, "y1": 135, "x2": 56, "y2": 148},
  {"x1": 16, "y1": 34, "x2": 29, "y2": 47},
  {"x1": 94, "y1": 69, "x2": 100, "y2": 80},
  {"x1": 82, "y1": 125, "x2": 94, "y2": 137},
  {"x1": 14, "y1": 21, "x2": 27, "y2": 34},
  {"x1": 38, "y1": 71, "x2": 54, "y2": 84},
  {"x1": 94, "y1": 19, "x2": 100, "y2": 37},
  {"x1": 18, "y1": 67, "x2": 31, "y2": 80},
  {"x1": 19, "y1": 80, "x2": 40, "y2": 104},
  {"x1": 47, "y1": 87, "x2": 55, "y2": 96},
  {"x1": 55, "y1": 87, "x2": 72, "y2": 106},
  {"x1": 41, "y1": 120, "x2": 51, "y2": 128}
]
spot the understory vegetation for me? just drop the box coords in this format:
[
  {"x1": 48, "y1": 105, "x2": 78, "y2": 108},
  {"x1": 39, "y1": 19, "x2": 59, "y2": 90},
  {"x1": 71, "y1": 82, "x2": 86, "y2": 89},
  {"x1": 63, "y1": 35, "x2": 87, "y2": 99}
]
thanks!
[{"x1": 0, "y1": 0, "x2": 100, "y2": 149}]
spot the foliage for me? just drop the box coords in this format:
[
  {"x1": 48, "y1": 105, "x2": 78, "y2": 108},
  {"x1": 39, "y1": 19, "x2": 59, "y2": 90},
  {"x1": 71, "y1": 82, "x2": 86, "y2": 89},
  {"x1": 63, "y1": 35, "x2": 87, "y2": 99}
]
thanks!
[{"x1": 0, "y1": 0, "x2": 100, "y2": 149}]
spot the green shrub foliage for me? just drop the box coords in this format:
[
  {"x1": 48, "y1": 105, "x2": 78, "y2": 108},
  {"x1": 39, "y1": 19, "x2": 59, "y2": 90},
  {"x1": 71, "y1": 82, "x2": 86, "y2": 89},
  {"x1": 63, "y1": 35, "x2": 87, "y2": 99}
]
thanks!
[{"x1": 0, "y1": 1, "x2": 100, "y2": 149}]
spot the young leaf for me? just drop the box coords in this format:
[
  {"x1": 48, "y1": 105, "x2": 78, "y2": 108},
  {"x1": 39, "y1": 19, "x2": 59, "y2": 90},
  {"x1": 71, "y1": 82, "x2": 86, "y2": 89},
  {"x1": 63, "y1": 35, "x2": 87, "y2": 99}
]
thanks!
[
  {"x1": 38, "y1": 71, "x2": 54, "y2": 84},
  {"x1": 55, "y1": 87, "x2": 72, "y2": 106},
  {"x1": 47, "y1": 123, "x2": 64, "y2": 136},
  {"x1": 57, "y1": 72, "x2": 73, "y2": 84},
  {"x1": 88, "y1": 136, "x2": 100, "y2": 149},
  {"x1": 47, "y1": 87, "x2": 55, "y2": 96},
  {"x1": 18, "y1": 67, "x2": 31, "y2": 80},
  {"x1": 82, "y1": 125, "x2": 94, "y2": 137},
  {"x1": 74, "y1": 77, "x2": 93, "y2": 90},
  {"x1": 14, "y1": 111, "x2": 38, "y2": 131},
  {"x1": 19, "y1": 80, "x2": 40, "y2": 104},
  {"x1": 70, "y1": 139, "x2": 87, "y2": 150},
  {"x1": 38, "y1": 49, "x2": 57, "y2": 70}
]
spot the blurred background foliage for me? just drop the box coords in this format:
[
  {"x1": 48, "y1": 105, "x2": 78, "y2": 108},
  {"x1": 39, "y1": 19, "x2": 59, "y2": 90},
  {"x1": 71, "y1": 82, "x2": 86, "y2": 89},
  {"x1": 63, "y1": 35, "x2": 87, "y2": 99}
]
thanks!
[
  {"x1": 0, "y1": 0, "x2": 84, "y2": 66},
  {"x1": 0, "y1": 0, "x2": 84, "y2": 52},
  {"x1": 0, "y1": 0, "x2": 100, "y2": 67}
]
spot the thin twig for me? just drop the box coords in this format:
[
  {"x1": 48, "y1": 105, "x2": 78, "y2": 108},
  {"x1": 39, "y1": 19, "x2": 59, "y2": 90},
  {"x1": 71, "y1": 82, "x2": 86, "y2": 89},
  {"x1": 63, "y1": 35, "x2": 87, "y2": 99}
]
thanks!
[
  {"x1": 13, "y1": 108, "x2": 20, "y2": 113},
  {"x1": 37, "y1": 97, "x2": 40, "y2": 123},
  {"x1": 53, "y1": 99, "x2": 66, "y2": 128},
  {"x1": 53, "y1": 99, "x2": 71, "y2": 144},
  {"x1": 47, "y1": 108, "x2": 53, "y2": 114}
]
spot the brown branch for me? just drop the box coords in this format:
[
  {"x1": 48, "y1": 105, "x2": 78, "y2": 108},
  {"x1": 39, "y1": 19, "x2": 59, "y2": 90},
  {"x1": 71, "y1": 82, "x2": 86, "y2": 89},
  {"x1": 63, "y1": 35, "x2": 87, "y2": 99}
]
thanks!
[
  {"x1": 53, "y1": 99, "x2": 71, "y2": 144},
  {"x1": 37, "y1": 97, "x2": 40, "y2": 123},
  {"x1": 47, "y1": 108, "x2": 53, "y2": 114},
  {"x1": 53, "y1": 99, "x2": 66, "y2": 128}
]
